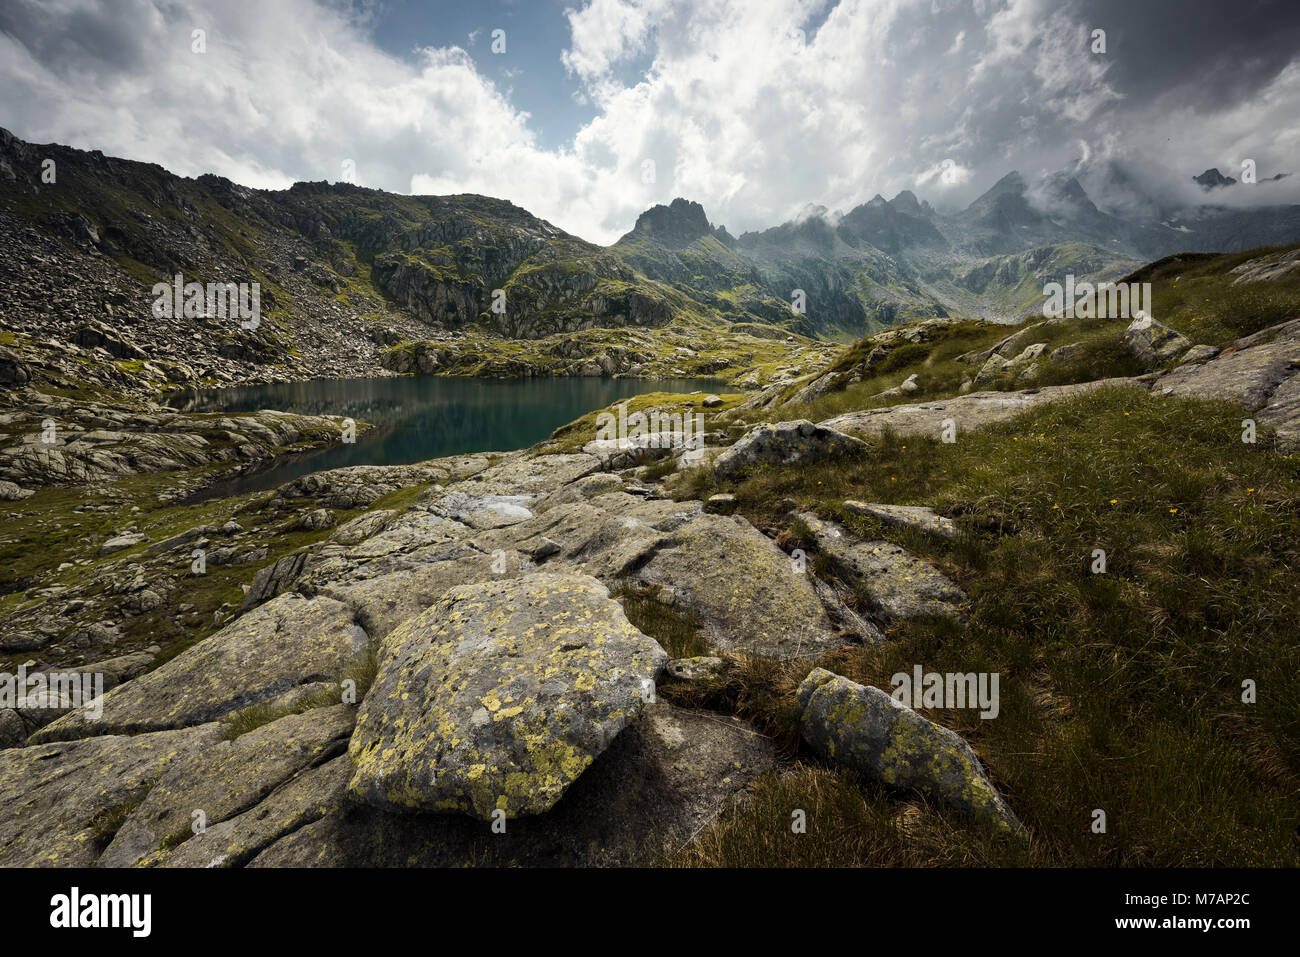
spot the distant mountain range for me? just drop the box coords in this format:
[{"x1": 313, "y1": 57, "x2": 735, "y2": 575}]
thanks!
[
  {"x1": 619, "y1": 165, "x2": 1300, "y2": 335},
  {"x1": 2, "y1": 127, "x2": 1299, "y2": 349}
]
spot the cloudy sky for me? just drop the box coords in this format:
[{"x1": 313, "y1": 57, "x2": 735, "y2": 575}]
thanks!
[{"x1": 2, "y1": 0, "x2": 1299, "y2": 243}]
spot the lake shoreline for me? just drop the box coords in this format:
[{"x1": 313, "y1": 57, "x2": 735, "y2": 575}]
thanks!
[{"x1": 169, "y1": 374, "x2": 730, "y2": 498}]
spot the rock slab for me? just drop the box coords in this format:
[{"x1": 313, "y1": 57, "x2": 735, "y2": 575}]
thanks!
[{"x1": 348, "y1": 572, "x2": 668, "y2": 819}]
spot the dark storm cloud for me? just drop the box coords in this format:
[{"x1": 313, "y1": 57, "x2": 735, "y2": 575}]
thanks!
[
  {"x1": 0, "y1": 0, "x2": 165, "y2": 77},
  {"x1": 1080, "y1": 0, "x2": 1300, "y2": 111}
]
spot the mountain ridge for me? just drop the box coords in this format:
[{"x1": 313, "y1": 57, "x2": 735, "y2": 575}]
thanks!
[{"x1": 4, "y1": 127, "x2": 1300, "y2": 372}]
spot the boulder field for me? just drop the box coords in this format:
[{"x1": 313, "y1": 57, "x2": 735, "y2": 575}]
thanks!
[
  {"x1": 1, "y1": 313, "x2": 1297, "y2": 865},
  {"x1": 1, "y1": 423, "x2": 1008, "y2": 865}
]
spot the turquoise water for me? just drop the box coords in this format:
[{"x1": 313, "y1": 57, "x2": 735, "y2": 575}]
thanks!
[{"x1": 174, "y1": 374, "x2": 725, "y2": 497}]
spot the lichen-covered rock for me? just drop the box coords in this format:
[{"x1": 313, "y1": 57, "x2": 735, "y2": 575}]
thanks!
[
  {"x1": 252, "y1": 700, "x2": 775, "y2": 867},
  {"x1": 443, "y1": 452, "x2": 600, "y2": 498},
  {"x1": 154, "y1": 755, "x2": 353, "y2": 868},
  {"x1": 1229, "y1": 245, "x2": 1300, "y2": 285},
  {"x1": 0, "y1": 709, "x2": 27, "y2": 749},
  {"x1": 797, "y1": 668, "x2": 1023, "y2": 836},
  {"x1": 976, "y1": 341, "x2": 1046, "y2": 384},
  {"x1": 100, "y1": 705, "x2": 355, "y2": 867},
  {"x1": 242, "y1": 551, "x2": 311, "y2": 608},
  {"x1": 1048, "y1": 341, "x2": 1085, "y2": 363},
  {"x1": 0, "y1": 347, "x2": 29, "y2": 387},
  {"x1": 347, "y1": 572, "x2": 668, "y2": 819},
  {"x1": 665, "y1": 656, "x2": 729, "y2": 681},
  {"x1": 98, "y1": 531, "x2": 148, "y2": 555},
  {"x1": 583, "y1": 430, "x2": 698, "y2": 468},
  {"x1": 974, "y1": 353, "x2": 1010, "y2": 384},
  {"x1": 1153, "y1": 324, "x2": 1300, "y2": 450},
  {"x1": 1257, "y1": 371, "x2": 1300, "y2": 451},
  {"x1": 0, "y1": 407, "x2": 353, "y2": 488},
  {"x1": 425, "y1": 490, "x2": 534, "y2": 529},
  {"x1": 1178, "y1": 344, "x2": 1219, "y2": 365},
  {"x1": 531, "y1": 472, "x2": 623, "y2": 511},
  {"x1": 714, "y1": 419, "x2": 869, "y2": 479},
  {"x1": 319, "y1": 547, "x2": 539, "y2": 640},
  {"x1": 32, "y1": 593, "x2": 369, "y2": 741},
  {"x1": 297, "y1": 508, "x2": 336, "y2": 531},
  {"x1": 1153, "y1": 332, "x2": 1298, "y2": 409},
  {"x1": 277, "y1": 463, "x2": 456, "y2": 509},
  {"x1": 9, "y1": 648, "x2": 159, "y2": 739},
  {"x1": 0, "y1": 723, "x2": 224, "y2": 866},
  {"x1": 797, "y1": 512, "x2": 965, "y2": 623},
  {"x1": 466, "y1": 493, "x2": 699, "y2": 583},
  {"x1": 1123, "y1": 316, "x2": 1191, "y2": 365}
]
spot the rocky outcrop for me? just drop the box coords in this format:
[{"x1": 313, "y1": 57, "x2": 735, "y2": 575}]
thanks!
[
  {"x1": 635, "y1": 513, "x2": 865, "y2": 657},
  {"x1": 348, "y1": 573, "x2": 667, "y2": 819},
  {"x1": 1229, "y1": 246, "x2": 1300, "y2": 285},
  {"x1": 99, "y1": 706, "x2": 355, "y2": 867},
  {"x1": 821, "y1": 377, "x2": 1149, "y2": 441},
  {"x1": 0, "y1": 479, "x2": 33, "y2": 500},
  {"x1": 380, "y1": 324, "x2": 833, "y2": 384},
  {"x1": 248, "y1": 700, "x2": 774, "y2": 867},
  {"x1": 277, "y1": 461, "x2": 474, "y2": 509},
  {"x1": 975, "y1": 342, "x2": 1048, "y2": 384},
  {"x1": 0, "y1": 394, "x2": 358, "y2": 489},
  {"x1": 843, "y1": 501, "x2": 959, "y2": 541},
  {"x1": 1, "y1": 648, "x2": 159, "y2": 746},
  {"x1": 32, "y1": 593, "x2": 369, "y2": 741},
  {"x1": 797, "y1": 513, "x2": 965, "y2": 624},
  {"x1": 0, "y1": 723, "x2": 224, "y2": 866},
  {"x1": 1152, "y1": 319, "x2": 1300, "y2": 449},
  {"x1": 329, "y1": 509, "x2": 397, "y2": 545},
  {"x1": 784, "y1": 318, "x2": 988, "y2": 406},
  {"x1": 797, "y1": 668, "x2": 1023, "y2": 836},
  {"x1": 714, "y1": 419, "x2": 870, "y2": 479},
  {"x1": 149, "y1": 756, "x2": 353, "y2": 869}
]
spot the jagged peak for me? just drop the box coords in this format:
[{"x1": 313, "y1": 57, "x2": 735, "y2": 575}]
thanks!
[
  {"x1": 1194, "y1": 168, "x2": 1238, "y2": 190},
  {"x1": 627, "y1": 197, "x2": 713, "y2": 247},
  {"x1": 890, "y1": 190, "x2": 923, "y2": 214}
]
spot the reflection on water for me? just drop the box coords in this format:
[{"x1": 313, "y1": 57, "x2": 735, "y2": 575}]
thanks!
[{"x1": 175, "y1": 375, "x2": 726, "y2": 498}]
